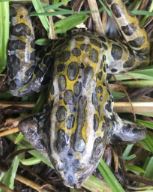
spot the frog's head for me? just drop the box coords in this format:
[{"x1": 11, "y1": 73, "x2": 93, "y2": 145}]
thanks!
[{"x1": 51, "y1": 130, "x2": 106, "y2": 188}]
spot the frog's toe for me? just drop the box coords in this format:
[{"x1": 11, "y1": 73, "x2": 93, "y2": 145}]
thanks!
[{"x1": 111, "y1": 122, "x2": 146, "y2": 143}]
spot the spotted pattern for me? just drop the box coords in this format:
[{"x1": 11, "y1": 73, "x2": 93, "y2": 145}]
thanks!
[{"x1": 11, "y1": 0, "x2": 150, "y2": 189}]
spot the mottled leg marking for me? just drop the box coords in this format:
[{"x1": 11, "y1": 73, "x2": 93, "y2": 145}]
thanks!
[
  {"x1": 19, "y1": 109, "x2": 51, "y2": 159},
  {"x1": 105, "y1": 0, "x2": 150, "y2": 73},
  {"x1": 110, "y1": 113, "x2": 145, "y2": 143}
]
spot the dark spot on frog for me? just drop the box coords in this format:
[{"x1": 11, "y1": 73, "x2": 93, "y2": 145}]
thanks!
[
  {"x1": 111, "y1": 44, "x2": 123, "y2": 60},
  {"x1": 90, "y1": 137, "x2": 103, "y2": 163},
  {"x1": 34, "y1": 66, "x2": 44, "y2": 78},
  {"x1": 89, "y1": 48, "x2": 98, "y2": 63},
  {"x1": 59, "y1": 51, "x2": 71, "y2": 62},
  {"x1": 80, "y1": 43, "x2": 91, "y2": 52},
  {"x1": 55, "y1": 130, "x2": 69, "y2": 152},
  {"x1": 73, "y1": 81, "x2": 82, "y2": 96},
  {"x1": 58, "y1": 75, "x2": 66, "y2": 91},
  {"x1": 121, "y1": 24, "x2": 137, "y2": 36},
  {"x1": 8, "y1": 40, "x2": 26, "y2": 50},
  {"x1": 67, "y1": 62, "x2": 79, "y2": 81},
  {"x1": 111, "y1": 68, "x2": 118, "y2": 73},
  {"x1": 111, "y1": 3, "x2": 122, "y2": 18},
  {"x1": 102, "y1": 43, "x2": 108, "y2": 50},
  {"x1": 123, "y1": 54, "x2": 135, "y2": 68},
  {"x1": 90, "y1": 38, "x2": 101, "y2": 47},
  {"x1": 93, "y1": 114, "x2": 99, "y2": 131},
  {"x1": 8, "y1": 55, "x2": 20, "y2": 78},
  {"x1": 72, "y1": 48, "x2": 81, "y2": 57},
  {"x1": 56, "y1": 106, "x2": 67, "y2": 122},
  {"x1": 25, "y1": 66, "x2": 35, "y2": 77},
  {"x1": 92, "y1": 91, "x2": 98, "y2": 107},
  {"x1": 105, "y1": 100, "x2": 112, "y2": 113},
  {"x1": 97, "y1": 71, "x2": 103, "y2": 80},
  {"x1": 67, "y1": 114, "x2": 75, "y2": 129},
  {"x1": 83, "y1": 66, "x2": 93, "y2": 86},
  {"x1": 74, "y1": 137, "x2": 85, "y2": 152},
  {"x1": 129, "y1": 37, "x2": 145, "y2": 48},
  {"x1": 99, "y1": 36, "x2": 107, "y2": 42},
  {"x1": 11, "y1": 23, "x2": 32, "y2": 36},
  {"x1": 64, "y1": 90, "x2": 74, "y2": 105},
  {"x1": 57, "y1": 64, "x2": 65, "y2": 72},
  {"x1": 96, "y1": 86, "x2": 103, "y2": 94}
]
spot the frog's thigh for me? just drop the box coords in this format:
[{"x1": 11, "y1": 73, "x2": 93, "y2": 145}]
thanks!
[
  {"x1": 19, "y1": 111, "x2": 50, "y2": 158},
  {"x1": 110, "y1": 113, "x2": 145, "y2": 143}
]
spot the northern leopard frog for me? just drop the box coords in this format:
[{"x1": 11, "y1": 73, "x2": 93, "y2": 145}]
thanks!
[{"x1": 7, "y1": 0, "x2": 150, "y2": 188}]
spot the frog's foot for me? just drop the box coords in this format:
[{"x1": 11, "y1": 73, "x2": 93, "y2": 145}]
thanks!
[
  {"x1": 19, "y1": 110, "x2": 51, "y2": 159},
  {"x1": 110, "y1": 113, "x2": 146, "y2": 143}
]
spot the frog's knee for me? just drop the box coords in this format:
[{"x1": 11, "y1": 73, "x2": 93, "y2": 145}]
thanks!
[
  {"x1": 111, "y1": 122, "x2": 146, "y2": 143},
  {"x1": 19, "y1": 112, "x2": 50, "y2": 158}
]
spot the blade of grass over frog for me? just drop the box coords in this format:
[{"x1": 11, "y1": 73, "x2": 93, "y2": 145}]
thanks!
[
  {"x1": 0, "y1": 1, "x2": 9, "y2": 73},
  {"x1": 21, "y1": 157, "x2": 41, "y2": 166},
  {"x1": 126, "y1": 164, "x2": 145, "y2": 174},
  {"x1": 31, "y1": 9, "x2": 75, "y2": 16},
  {"x1": 35, "y1": 38, "x2": 50, "y2": 46},
  {"x1": 55, "y1": 13, "x2": 88, "y2": 33},
  {"x1": 115, "y1": 68, "x2": 153, "y2": 81},
  {"x1": 140, "y1": 134, "x2": 153, "y2": 153},
  {"x1": 144, "y1": 157, "x2": 153, "y2": 178},
  {"x1": 137, "y1": 119, "x2": 153, "y2": 130},
  {"x1": 32, "y1": 0, "x2": 49, "y2": 32},
  {"x1": 98, "y1": 159, "x2": 125, "y2": 192},
  {"x1": 43, "y1": 0, "x2": 70, "y2": 11},
  {"x1": 121, "y1": 80, "x2": 153, "y2": 88},
  {"x1": 99, "y1": 0, "x2": 112, "y2": 16},
  {"x1": 131, "y1": 10, "x2": 153, "y2": 16},
  {"x1": 83, "y1": 175, "x2": 111, "y2": 192},
  {"x1": 122, "y1": 144, "x2": 135, "y2": 160},
  {"x1": 0, "y1": 156, "x2": 20, "y2": 191}
]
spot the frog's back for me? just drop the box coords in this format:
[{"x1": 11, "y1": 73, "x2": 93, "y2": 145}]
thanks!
[{"x1": 49, "y1": 33, "x2": 112, "y2": 187}]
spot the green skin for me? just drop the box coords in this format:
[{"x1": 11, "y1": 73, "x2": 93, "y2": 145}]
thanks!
[{"x1": 8, "y1": 0, "x2": 150, "y2": 188}]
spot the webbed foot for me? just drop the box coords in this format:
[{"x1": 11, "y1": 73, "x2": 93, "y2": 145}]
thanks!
[{"x1": 110, "y1": 113, "x2": 146, "y2": 143}]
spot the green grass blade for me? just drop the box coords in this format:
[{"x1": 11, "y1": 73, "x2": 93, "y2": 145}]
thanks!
[
  {"x1": 83, "y1": 175, "x2": 111, "y2": 192},
  {"x1": 55, "y1": 13, "x2": 88, "y2": 33},
  {"x1": 0, "y1": 1, "x2": 9, "y2": 72},
  {"x1": 0, "y1": 156, "x2": 20, "y2": 191},
  {"x1": 32, "y1": 0, "x2": 49, "y2": 32},
  {"x1": 144, "y1": 157, "x2": 153, "y2": 178},
  {"x1": 98, "y1": 159, "x2": 125, "y2": 192}
]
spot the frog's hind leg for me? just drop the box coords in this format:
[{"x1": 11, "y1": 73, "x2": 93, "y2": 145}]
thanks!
[
  {"x1": 8, "y1": 4, "x2": 53, "y2": 97},
  {"x1": 19, "y1": 108, "x2": 51, "y2": 160},
  {"x1": 105, "y1": 0, "x2": 150, "y2": 74},
  {"x1": 110, "y1": 113, "x2": 145, "y2": 143}
]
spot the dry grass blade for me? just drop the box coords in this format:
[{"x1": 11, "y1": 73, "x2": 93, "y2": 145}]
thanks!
[
  {"x1": 15, "y1": 175, "x2": 47, "y2": 192},
  {"x1": 87, "y1": 0, "x2": 104, "y2": 34},
  {"x1": 0, "y1": 182, "x2": 14, "y2": 192},
  {"x1": 114, "y1": 102, "x2": 153, "y2": 113},
  {"x1": 0, "y1": 127, "x2": 19, "y2": 137}
]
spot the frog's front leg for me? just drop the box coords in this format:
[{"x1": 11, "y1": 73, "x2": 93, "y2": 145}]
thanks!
[
  {"x1": 104, "y1": 0, "x2": 150, "y2": 74},
  {"x1": 19, "y1": 108, "x2": 51, "y2": 159},
  {"x1": 109, "y1": 113, "x2": 145, "y2": 143}
]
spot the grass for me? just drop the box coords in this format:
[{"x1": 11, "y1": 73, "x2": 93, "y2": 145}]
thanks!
[{"x1": 0, "y1": 0, "x2": 153, "y2": 191}]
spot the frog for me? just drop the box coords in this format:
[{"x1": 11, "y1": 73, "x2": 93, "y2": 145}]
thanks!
[{"x1": 7, "y1": 0, "x2": 150, "y2": 188}]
